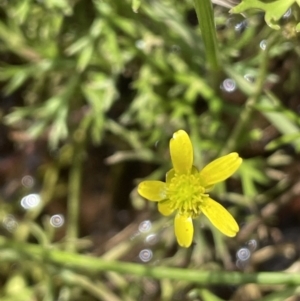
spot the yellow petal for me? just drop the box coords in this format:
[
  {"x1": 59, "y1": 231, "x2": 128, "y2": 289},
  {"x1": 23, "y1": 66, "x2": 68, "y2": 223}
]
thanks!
[
  {"x1": 170, "y1": 130, "x2": 193, "y2": 174},
  {"x1": 201, "y1": 197, "x2": 239, "y2": 237},
  {"x1": 138, "y1": 181, "x2": 166, "y2": 201},
  {"x1": 191, "y1": 165, "x2": 199, "y2": 174},
  {"x1": 166, "y1": 169, "x2": 175, "y2": 183},
  {"x1": 158, "y1": 200, "x2": 174, "y2": 216},
  {"x1": 200, "y1": 152, "x2": 242, "y2": 186},
  {"x1": 174, "y1": 213, "x2": 194, "y2": 247}
]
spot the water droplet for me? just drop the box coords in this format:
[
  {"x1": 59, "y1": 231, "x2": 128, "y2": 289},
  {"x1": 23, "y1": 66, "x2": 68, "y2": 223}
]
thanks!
[
  {"x1": 236, "y1": 259, "x2": 247, "y2": 269},
  {"x1": 154, "y1": 140, "x2": 160, "y2": 148},
  {"x1": 283, "y1": 8, "x2": 292, "y2": 19},
  {"x1": 221, "y1": 78, "x2": 236, "y2": 92},
  {"x1": 135, "y1": 40, "x2": 145, "y2": 50},
  {"x1": 246, "y1": 239, "x2": 257, "y2": 252},
  {"x1": 236, "y1": 247, "x2": 251, "y2": 261},
  {"x1": 139, "y1": 248, "x2": 153, "y2": 262},
  {"x1": 145, "y1": 233, "x2": 158, "y2": 245},
  {"x1": 2, "y1": 215, "x2": 18, "y2": 232},
  {"x1": 260, "y1": 40, "x2": 267, "y2": 50},
  {"x1": 244, "y1": 74, "x2": 255, "y2": 83},
  {"x1": 139, "y1": 220, "x2": 152, "y2": 233},
  {"x1": 20, "y1": 193, "x2": 41, "y2": 210},
  {"x1": 50, "y1": 214, "x2": 65, "y2": 228},
  {"x1": 21, "y1": 175, "x2": 35, "y2": 188},
  {"x1": 235, "y1": 20, "x2": 247, "y2": 32}
]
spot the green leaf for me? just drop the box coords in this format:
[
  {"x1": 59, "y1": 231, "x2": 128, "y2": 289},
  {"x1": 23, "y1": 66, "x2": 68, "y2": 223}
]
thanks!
[
  {"x1": 239, "y1": 158, "x2": 269, "y2": 197},
  {"x1": 65, "y1": 37, "x2": 90, "y2": 56},
  {"x1": 27, "y1": 121, "x2": 48, "y2": 139},
  {"x1": 49, "y1": 106, "x2": 68, "y2": 149},
  {"x1": 77, "y1": 44, "x2": 94, "y2": 72},
  {"x1": 265, "y1": 133, "x2": 300, "y2": 151},
  {"x1": 4, "y1": 107, "x2": 33, "y2": 125},
  {"x1": 132, "y1": 0, "x2": 141, "y2": 13},
  {"x1": 198, "y1": 289, "x2": 226, "y2": 301},
  {"x1": 259, "y1": 92, "x2": 300, "y2": 149},
  {"x1": 14, "y1": 0, "x2": 31, "y2": 24},
  {"x1": 91, "y1": 114, "x2": 104, "y2": 144},
  {"x1": 231, "y1": 0, "x2": 296, "y2": 30},
  {"x1": 44, "y1": 0, "x2": 71, "y2": 14},
  {"x1": 4, "y1": 69, "x2": 29, "y2": 95}
]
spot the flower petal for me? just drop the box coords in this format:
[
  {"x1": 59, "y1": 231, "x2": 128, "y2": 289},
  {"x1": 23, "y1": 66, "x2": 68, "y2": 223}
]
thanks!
[
  {"x1": 138, "y1": 181, "x2": 166, "y2": 201},
  {"x1": 158, "y1": 200, "x2": 174, "y2": 216},
  {"x1": 166, "y1": 169, "x2": 175, "y2": 183},
  {"x1": 200, "y1": 152, "x2": 242, "y2": 186},
  {"x1": 201, "y1": 197, "x2": 239, "y2": 237},
  {"x1": 191, "y1": 165, "x2": 199, "y2": 174},
  {"x1": 174, "y1": 213, "x2": 194, "y2": 247},
  {"x1": 170, "y1": 130, "x2": 193, "y2": 174}
]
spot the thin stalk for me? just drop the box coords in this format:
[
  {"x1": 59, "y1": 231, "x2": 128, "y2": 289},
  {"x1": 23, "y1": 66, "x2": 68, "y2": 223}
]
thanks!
[
  {"x1": 221, "y1": 37, "x2": 271, "y2": 155},
  {"x1": 1, "y1": 235, "x2": 300, "y2": 286},
  {"x1": 27, "y1": 164, "x2": 59, "y2": 220},
  {"x1": 66, "y1": 130, "x2": 85, "y2": 252},
  {"x1": 61, "y1": 270, "x2": 121, "y2": 301},
  {"x1": 193, "y1": 0, "x2": 220, "y2": 72}
]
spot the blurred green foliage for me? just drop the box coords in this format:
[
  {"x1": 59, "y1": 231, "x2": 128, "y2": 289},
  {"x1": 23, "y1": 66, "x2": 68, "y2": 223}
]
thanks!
[
  {"x1": 231, "y1": 0, "x2": 300, "y2": 30},
  {"x1": 1, "y1": 0, "x2": 300, "y2": 300}
]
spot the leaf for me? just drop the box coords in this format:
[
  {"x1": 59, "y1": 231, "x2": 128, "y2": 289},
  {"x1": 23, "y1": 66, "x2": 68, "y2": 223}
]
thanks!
[
  {"x1": 259, "y1": 92, "x2": 300, "y2": 151},
  {"x1": 239, "y1": 158, "x2": 269, "y2": 197},
  {"x1": 132, "y1": 0, "x2": 141, "y2": 13},
  {"x1": 77, "y1": 43, "x2": 94, "y2": 72},
  {"x1": 4, "y1": 107, "x2": 34, "y2": 125},
  {"x1": 265, "y1": 133, "x2": 300, "y2": 151},
  {"x1": 65, "y1": 37, "x2": 90, "y2": 56},
  {"x1": 4, "y1": 69, "x2": 29, "y2": 95},
  {"x1": 231, "y1": 0, "x2": 296, "y2": 30},
  {"x1": 198, "y1": 288, "x2": 226, "y2": 301},
  {"x1": 14, "y1": 0, "x2": 31, "y2": 24},
  {"x1": 48, "y1": 106, "x2": 68, "y2": 150}
]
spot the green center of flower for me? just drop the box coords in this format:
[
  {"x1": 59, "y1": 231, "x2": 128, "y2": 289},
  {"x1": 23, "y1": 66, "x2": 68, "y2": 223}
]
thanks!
[{"x1": 167, "y1": 173, "x2": 207, "y2": 217}]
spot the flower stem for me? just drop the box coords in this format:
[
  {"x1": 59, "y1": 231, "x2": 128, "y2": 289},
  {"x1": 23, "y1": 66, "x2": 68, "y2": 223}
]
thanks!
[
  {"x1": 1, "y1": 235, "x2": 300, "y2": 285},
  {"x1": 220, "y1": 36, "x2": 272, "y2": 155},
  {"x1": 193, "y1": 0, "x2": 220, "y2": 72},
  {"x1": 66, "y1": 130, "x2": 85, "y2": 252}
]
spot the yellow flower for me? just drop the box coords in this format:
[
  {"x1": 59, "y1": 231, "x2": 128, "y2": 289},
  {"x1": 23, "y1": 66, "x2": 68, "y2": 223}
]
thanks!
[{"x1": 138, "y1": 130, "x2": 242, "y2": 248}]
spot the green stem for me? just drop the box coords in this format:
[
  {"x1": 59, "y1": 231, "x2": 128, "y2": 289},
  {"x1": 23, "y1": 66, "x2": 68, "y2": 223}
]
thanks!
[
  {"x1": 221, "y1": 37, "x2": 271, "y2": 155},
  {"x1": 66, "y1": 130, "x2": 85, "y2": 252},
  {"x1": 61, "y1": 270, "x2": 121, "y2": 301},
  {"x1": 193, "y1": 0, "x2": 220, "y2": 72},
  {"x1": 27, "y1": 165, "x2": 59, "y2": 221},
  {"x1": 1, "y1": 235, "x2": 300, "y2": 285}
]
